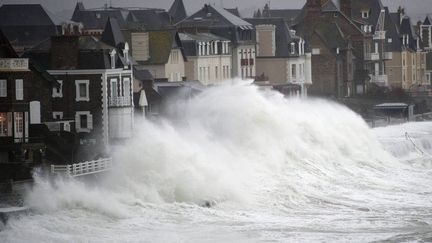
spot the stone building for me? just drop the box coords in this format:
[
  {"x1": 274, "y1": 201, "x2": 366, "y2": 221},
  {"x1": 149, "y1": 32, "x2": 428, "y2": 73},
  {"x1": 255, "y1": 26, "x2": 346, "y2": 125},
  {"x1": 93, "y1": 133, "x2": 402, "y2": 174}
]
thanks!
[
  {"x1": 180, "y1": 32, "x2": 232, "y2": 85},
  {"x1": 245, "y1": 17, "x2": 312, "y2": 97},
  {"x1": 177, "y1": 4, "x2": 256, "y2": 80}
]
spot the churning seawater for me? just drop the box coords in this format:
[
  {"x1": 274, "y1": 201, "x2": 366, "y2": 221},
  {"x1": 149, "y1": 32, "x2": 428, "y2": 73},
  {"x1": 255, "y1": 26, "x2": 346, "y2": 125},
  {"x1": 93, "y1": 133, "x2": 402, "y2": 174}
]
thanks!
[{"x1": 1, "y1": 82, "x2": 432, "y2": 242}]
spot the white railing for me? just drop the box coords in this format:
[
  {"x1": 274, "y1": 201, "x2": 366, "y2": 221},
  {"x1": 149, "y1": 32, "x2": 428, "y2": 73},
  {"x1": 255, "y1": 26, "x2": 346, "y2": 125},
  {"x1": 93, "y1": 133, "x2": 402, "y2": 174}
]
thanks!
[
  {"x1": 370, "y1": 74, "x2": 388, "y2": 86},
  {"x1": 383, "y1": 52, "x2": 393, "y2": 60},
  {"x1": 373, "y1": 31, "x2": 386, "y2": 40},
  {"x1": 364, "y1": 53, "x2": 380, "y2": 61},
  {"x1": 0, "y1": 58, "x2": 29, "y2": 71},
  {"x1": 109, "y1": 96, "x2": 131, "y2": 107},
  {"x1": 51, "y1": 158, "x2": 112, "y2": 177}
]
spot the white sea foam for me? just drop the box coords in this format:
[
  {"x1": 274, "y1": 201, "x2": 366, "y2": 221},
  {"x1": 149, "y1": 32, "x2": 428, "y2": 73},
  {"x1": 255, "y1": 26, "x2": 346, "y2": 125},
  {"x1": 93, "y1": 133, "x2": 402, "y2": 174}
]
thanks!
[{"x1": 2, "y1": 81, "x2": 432, "y2": 242}]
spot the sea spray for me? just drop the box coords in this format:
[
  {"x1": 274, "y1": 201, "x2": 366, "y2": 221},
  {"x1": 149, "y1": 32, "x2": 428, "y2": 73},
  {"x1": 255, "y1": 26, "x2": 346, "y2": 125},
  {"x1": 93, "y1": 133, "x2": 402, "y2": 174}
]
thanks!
[{"x1": 4, "y1": 81, "x2": 432, "y2": 242}]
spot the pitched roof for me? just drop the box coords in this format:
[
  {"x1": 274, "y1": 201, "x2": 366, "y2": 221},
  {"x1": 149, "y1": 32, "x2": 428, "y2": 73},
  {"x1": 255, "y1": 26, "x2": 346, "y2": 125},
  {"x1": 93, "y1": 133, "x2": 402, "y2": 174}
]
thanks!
[
  {"x1": 0, "y1": 28, "x2": 18, "y2": 58},
  {"x1": 350, "y1": 0, "x2": 384, "y2": 26},
  {"x1": 225, "y1": 8, "x2": 240, "y2": 17},
  {"x1": 0, "y1": 4, "x2": 57, "y2": 26},
  {"x1": 424, "y1": 15, "x2": 432, "y2": 26},
  {"x1": 314, "y1": 22, "x2": 349, "y2": 51},
  {"x1": 245, "y1": 17, "x2": 300, "y2": 57},
  {"x1": 126, "y1": 9, "x2": 173, "y2": 30},
  {"x1": 169, "y1": 0, "x2": 187, "y2": 23},
  {"x1": 179, "y1": 32, "x2": 228, "y2": 56},
  {"x1": 180, "y1": 4, "x2": 252, "y2": 28},
  {"x1": 71, "y1": 3, "x2": 128, "y2": 30},
  {"x1": 384, "y1": 7, "x2": 402, "y2": 52},
  {"x1": 137, "y1": 30, "x2": 185, "y2": 65},
  {"x1": 134, "y1": 66, "x2": 154, "y2": 81},
  {"x1": 322, "y1": 0, "x2": 339, "y2": 12},
  {"x1": 101, "y1": 17, "x2": 125, "y2": 47}
]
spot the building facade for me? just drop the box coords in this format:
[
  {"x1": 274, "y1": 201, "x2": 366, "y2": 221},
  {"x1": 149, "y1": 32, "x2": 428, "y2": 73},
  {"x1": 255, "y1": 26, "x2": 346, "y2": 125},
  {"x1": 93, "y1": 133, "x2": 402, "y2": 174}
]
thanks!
[{"x1": 180, "y1": 32, "x2": 232, "y2": 85}]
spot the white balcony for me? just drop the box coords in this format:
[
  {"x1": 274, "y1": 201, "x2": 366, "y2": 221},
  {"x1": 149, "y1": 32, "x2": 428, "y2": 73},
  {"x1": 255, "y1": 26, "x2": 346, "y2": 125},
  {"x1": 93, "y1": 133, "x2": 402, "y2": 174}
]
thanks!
[
  {"x1": 365, "y1": 53, "x2": 380, "y2": 61},
  {"x1": 109, "y1": 96, "x2": 131, "y2": 107},
  {"x1": 373, "y1": 31, "x2": 386, "y2": 40},
  {"x1": 370, "y1": 74, "x2": 388, "y2": 86},
  {"x1": 383, "y1": 52, "x2": 393, "y2": 60},
  {"x1": 0, "y1": 58, "x2": 29, "y2": 71}
]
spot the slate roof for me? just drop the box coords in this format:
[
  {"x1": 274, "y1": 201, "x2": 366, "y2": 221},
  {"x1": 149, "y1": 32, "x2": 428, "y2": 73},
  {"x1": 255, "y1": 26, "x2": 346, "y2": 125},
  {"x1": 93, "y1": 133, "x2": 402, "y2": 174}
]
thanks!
[
  {"x1": 322, "y1": 0, "x2": 339, "y2": 12},
  {"x1": 225, "y1": 8, "x2": 241, "y2": 17},
  {"x1": 424, "y1": 15, "x2": 432, "y2": 26},
  {"x1": 0, "y1": 28, "x2": 18, "y2": 58},
  {"x1": 383, "y1": 7, "x2": 402, "y2": 52},
  {"x1": 400, "y1": 16, "x2": 418, "y2": 50},
  {"x1": 350, "y1": 0, "x2": 384, "y2": 26},
  {"x1": 23, "y1": 35, "x2": 125, "y2": 70},
  {"x1": 126, "y1": 9, "x2": 173, "y2": 30},
  {"x1": 169, "y1": 0, "x2": 187, "y2": 23},
  {"x1": 133, "y1": 66, "x2": 154, "y2": 81},
  {"x1": 137, "y1": 30, "x2": 186, "y2": 65},
  {"x1": 101, "y1": 17, "x2": 125, "y2": 48},
  {"x1": 0, "y1": 4, "x2": 66, "y2": 47},
  {"x1": 245, "y1": 17, "x2": 300, "y2": 57},
  {"x1": 71, "y1": 3, "x2": 128, "y2": 30},
  {"x1": 179, "y1": 4, "x2": 252, "y2": 28},
  {"x1": 179, "y1": 32, "x2": 228, "y2": 56},
  {"x1": 260, "y1": 9, "x2": 302, "y2": 26},
  {"x1": 314, "y1": 22, "x2": 349, "y2": 51},
  {"x1": 426, "y1": 52, "x2": 432, "y2": 70}
]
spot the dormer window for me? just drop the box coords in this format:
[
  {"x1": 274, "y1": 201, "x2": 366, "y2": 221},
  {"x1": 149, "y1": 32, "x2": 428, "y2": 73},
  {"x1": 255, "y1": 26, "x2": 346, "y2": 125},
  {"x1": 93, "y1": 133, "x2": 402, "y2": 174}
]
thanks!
[
  {"x1": 362, "y1": 10, "x2": 370, "y2": 19},
  {"x1": 96, "y1": 13, "x2": 101, "y2": 19},
  {"x1": 290, "y1": 42, "x2": 296, "y2": 54}
]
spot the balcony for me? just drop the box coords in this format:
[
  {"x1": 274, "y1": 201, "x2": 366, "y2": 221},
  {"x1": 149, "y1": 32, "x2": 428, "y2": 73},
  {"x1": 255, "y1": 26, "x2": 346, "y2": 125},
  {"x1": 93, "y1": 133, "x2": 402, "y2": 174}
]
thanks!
[
  {"x1": 109, "y1": 96, "x2": 131, "y2": 107},
  {"x1": 373, "y1": 31, "x2": 386, "y2": 40},
  {"x1": 365, "y1": 53, "x2": 380, "y2": 61},
  {"x1": 370, "y1": 74, "x2": 388, "y2": 86},
  {"x1": 0, "y1": 58, "x2": 29, "y2": 71},
  {"x1": 383, "y1": 52, "x2": 393, "y2": 60}
]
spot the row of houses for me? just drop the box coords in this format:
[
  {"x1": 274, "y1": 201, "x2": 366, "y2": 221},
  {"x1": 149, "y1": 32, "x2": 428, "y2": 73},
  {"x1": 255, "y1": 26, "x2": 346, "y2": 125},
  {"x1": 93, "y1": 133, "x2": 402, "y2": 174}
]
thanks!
[
  {"x1": 255, "y1": 0, "x2": 432, "y2": 98},
  {"x1": 0, "y1": 0, "x2": 431, "y2": 172}
]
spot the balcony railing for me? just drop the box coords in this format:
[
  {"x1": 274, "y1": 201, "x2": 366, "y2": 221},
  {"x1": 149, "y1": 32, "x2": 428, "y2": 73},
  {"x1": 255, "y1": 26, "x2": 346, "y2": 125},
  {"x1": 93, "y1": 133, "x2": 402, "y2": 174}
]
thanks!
[
  {"x1": 0, "y1": 58, "x2": 29, "y2": 71},
  {"x1": 364, "y1": 53, "x2": 380, "y2": 61},
  {"x1": 109, "y1": 96, "x2": 131, "y2": 107},
  {"x1": 373, "y1": 31, "x2": 386, "y2": 40},
  {"x1": 383, "y1": 52, "x2": 393, "y2": 60},
  {"x1": 370, "y1": 74, "x2": 388, "y2": 86}
]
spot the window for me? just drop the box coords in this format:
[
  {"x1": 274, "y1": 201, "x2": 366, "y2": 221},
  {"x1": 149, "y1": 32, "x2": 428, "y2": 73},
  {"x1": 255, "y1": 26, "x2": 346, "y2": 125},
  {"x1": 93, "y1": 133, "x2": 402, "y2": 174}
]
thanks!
[
  {"x1": 123, "y1": 78, "x2": 131, "y2": 98},
  {"x1": 388, "y1": 38, "x2": 393, "y2": 43},
  {"x1": 291, "y1": 64, "x2": 296, "y2": 78},
  {"x1": 362, "y1": 10, "x2": 370, "y2": 19},
  {"x1": 215, "y1": 66, "x2": 218, "y2": 80},
  {"x1": 75, "y1": 111, "x2": 93, "y2": 133},
  {"x1": 75, "y1": 80, "x2": 89, "y2": 101},
  {"x1": 15, "y1": 79, "x2": 23, "y2": 100},
  {"x1": 290, "y1": 43, "x2": 295, "y2": 54},
  {"x1": 131, "y1": 33, "x2": 150, "y2": 61},
  {"x1": 15, "y1": 112, "x2": 23, "y2": 134},
  {"x1": 0, "y1": 80, "x2": 6, "y2": 97},
  {"x1": 110, "y1": 79, "x2": 118, "y2": 98},
  {"x1": 0, "y1": 112, "x2": 8, "y2": 136},
  {"x1": 52, "y1": 80, "x2": 63, "y2": 98},
  {"x1": 171, "y1": 50, "x2": 179, "y2": 64},
  {"x1": 53, "y1": 112, "x2": 63, "y2": 120}
]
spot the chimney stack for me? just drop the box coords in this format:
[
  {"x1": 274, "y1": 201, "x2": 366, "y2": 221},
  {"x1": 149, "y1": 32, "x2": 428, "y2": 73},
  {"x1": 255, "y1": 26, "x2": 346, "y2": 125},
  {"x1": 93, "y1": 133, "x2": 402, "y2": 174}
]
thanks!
[{"x1": 50, "y1": 36, "x2": 79, "y2": 69}]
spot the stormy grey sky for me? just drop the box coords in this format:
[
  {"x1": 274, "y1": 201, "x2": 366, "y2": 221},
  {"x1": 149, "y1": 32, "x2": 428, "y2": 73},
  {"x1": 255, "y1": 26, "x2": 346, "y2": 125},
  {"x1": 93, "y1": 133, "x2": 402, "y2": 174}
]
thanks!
[{"x1": 1, "y1": 0, "x2": 431, "y2": 21}]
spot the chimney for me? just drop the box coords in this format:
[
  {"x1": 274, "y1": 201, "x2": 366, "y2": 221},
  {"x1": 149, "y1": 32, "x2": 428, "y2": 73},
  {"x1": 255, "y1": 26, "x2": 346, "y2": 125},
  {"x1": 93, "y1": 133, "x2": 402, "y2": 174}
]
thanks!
[
  {"x1": 397, "y1": 6, "x2": 405, "y2": 24},
  {"x1": 50, "y1": 36, "x2": 79, "y2": 69},
  {"x1": 340, "y1": 0, "x2": 351, "y2": 17}
]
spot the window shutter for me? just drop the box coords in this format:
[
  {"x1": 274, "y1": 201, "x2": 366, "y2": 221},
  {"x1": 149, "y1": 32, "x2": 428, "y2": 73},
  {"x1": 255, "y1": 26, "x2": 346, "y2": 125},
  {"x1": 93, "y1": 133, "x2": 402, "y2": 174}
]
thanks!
[
  {"x1": 0, "y1": 80, "x2": 6, "y2": 97},
  {"x1": 87, "y1": 114, "x2": 93, "y2": 130},
  {"x1": 15, "y1": 79, "x2": 23, "y2": 100},
  {"x1": 7, "y1": 112, "x2": 12, "y2": 136},
  {"x1": 75, "y1": 113, "x2": 81, "y2": 131}
]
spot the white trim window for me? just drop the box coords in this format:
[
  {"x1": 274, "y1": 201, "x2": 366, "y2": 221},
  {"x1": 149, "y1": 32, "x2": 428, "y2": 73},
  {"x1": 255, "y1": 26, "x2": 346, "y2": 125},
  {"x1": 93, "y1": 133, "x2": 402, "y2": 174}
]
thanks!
[
  {"x1": 75, "y1": 111, "x2": 93, "y2": 133},
  {"x1": 52, "y1": 80, "x2": 63, "y2": 98},
  {"x1": 75, "y1": 80, "x2": 90, "y2": 102},
  {"x1": 15, "y1": 79, "x2": 23, "y2": 100},
  {"x1": 53, "y1": 112, "x2": 63, "y2": 120},
  {"x1": 362, "y1": 10, "x2": 370, "y2": 19},
  {"x1": 0, "y1": 80, "x2": 6, "y2": 97}
]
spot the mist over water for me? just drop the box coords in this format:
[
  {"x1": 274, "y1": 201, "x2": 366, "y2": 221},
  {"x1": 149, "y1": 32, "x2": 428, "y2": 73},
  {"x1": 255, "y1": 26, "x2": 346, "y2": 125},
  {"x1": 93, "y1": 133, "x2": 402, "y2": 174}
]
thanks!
[{"x1": 2, "y1": 81, "x2": 432, "y2": 242}]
